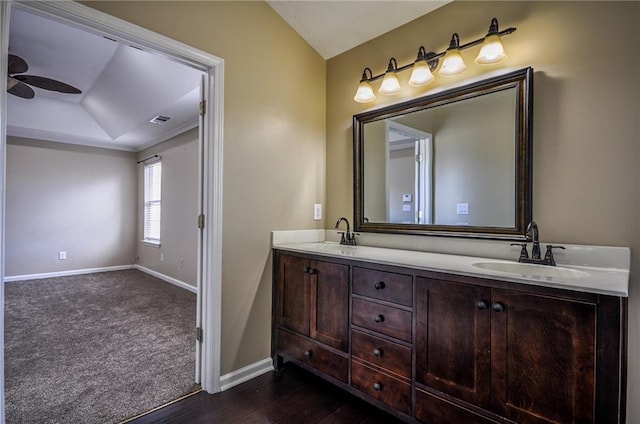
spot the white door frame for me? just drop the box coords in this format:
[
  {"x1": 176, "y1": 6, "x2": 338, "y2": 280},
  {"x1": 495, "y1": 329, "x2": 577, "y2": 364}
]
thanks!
[
  {"x1": 0, "y1": 1, "x2": 224, "y2": 419},
  {"x1": 384, "y1": 121, "x2": 433, "y2": 224}
]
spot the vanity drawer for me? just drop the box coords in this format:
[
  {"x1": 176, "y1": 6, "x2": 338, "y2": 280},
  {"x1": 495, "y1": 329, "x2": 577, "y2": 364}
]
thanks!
[
  {"x1": 353, "y1": 267, "x2": 413, "y2": 306},
  {"x1": 277, "y1": 329, "x2": 348, "y2": 383},
  {"x1": 351, "y1": 330, "x2": 411, "y2": 379},
  {"x1": 352, "y1": 298, "x2": 412, "y2": 343},
  {"x1": 351, "y1": 361, "x2": 412, "y2": 415}
]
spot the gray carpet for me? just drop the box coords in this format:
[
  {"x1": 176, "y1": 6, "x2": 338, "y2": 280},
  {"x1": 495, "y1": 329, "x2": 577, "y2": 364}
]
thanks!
[{"x1": 5, "y1": 269, "x2": 199, "y2": 423}]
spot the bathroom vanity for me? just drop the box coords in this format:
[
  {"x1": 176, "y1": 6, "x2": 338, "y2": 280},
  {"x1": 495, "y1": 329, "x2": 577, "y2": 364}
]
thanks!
[{"x1": 271, "y1": 238, "x2": 628, "y2": 424}]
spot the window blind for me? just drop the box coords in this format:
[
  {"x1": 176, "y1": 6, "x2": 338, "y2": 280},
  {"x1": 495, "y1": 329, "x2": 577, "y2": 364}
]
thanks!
[{"x1": 143, "y1": 160, "x2": 162, "y2": 244}]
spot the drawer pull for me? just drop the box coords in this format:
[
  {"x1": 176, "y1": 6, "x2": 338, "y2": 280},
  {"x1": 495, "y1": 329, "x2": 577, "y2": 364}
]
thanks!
[
  {"x1": 373, "y1": 348, "x2": 383, "y2": 357},
  {"x1": 304, "y1": 349, "x2": 312, "y2": 358},
  {"x1": 373, "y1": 382, "x2": 382, "y2": 391},
  {"x1": 476, "y1": 300, "x2": 488, "y2": 310},
  {"x1": 374, "y1": 281, "x2": 386, "y2": 290},
  {"x1": 492, "y1": 302, "x2": 505, "y2": 313},
  {"x1": 374, "y1": 314, "x2": 385, "y2": 323}
]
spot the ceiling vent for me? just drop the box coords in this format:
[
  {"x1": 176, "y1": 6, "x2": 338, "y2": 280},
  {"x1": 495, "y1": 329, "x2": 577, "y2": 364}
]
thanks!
[{"x1": 150, "y1": 115, "x2": 171, "y2": 125}]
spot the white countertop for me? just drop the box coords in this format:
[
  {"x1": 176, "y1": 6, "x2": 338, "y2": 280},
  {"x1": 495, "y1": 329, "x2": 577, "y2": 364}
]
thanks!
[{"x1": 272, "y1": 232, "x2": 629, "y2": 297}]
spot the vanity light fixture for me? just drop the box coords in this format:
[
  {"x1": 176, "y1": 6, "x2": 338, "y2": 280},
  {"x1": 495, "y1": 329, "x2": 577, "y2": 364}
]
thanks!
[
  {"x1": 353, "y1": 17, "x2": 516, "y2": 103},
  {"x1": 378, "y1": 58, "x2": 402, "y2": 95}
]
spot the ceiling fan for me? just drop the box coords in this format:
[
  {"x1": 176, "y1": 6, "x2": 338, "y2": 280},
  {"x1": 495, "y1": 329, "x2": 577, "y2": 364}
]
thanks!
[{"x1": 7, "y1": 54, "x2": 81, "y2": 99}]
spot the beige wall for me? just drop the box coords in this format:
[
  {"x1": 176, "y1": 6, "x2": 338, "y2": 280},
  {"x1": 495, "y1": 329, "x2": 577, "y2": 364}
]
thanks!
[
  {"x1": 5, "y1": 137, "x2": 137, "y2": 276},
  {"x1": 327, "y1": 1, "x2": 639, "y2": 420},
  {"x1": 85, "y1": 1, "x2": 327, "y2": 374},
  {"x1": 137, "y1": 129, "x2": 199, "y2": 286},
  {"x1": 430, "y1": 90, "x2": 515, "y2": 226}
]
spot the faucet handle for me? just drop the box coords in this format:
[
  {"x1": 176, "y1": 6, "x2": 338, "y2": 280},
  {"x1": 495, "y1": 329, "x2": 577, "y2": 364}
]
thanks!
[
  {"x1": 544, "y1": 245, "x2": 565, "y2": 266},
  {"x1": 510, "y1": 243, "x2": 529, "y2": 261},
  {"x1": 337, "y1": 231, "x2": 346, "y2": 242}
]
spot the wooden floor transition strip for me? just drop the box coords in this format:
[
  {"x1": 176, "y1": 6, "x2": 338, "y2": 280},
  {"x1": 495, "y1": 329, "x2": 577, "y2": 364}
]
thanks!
[{"x1": 119, "y1": 387, "x2": 203, "y2": 424}]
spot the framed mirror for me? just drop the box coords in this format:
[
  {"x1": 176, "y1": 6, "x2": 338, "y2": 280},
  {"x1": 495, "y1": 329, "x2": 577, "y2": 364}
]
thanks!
[{"x1": 353, "y1": 67, "x2": 532, "y2": 240}]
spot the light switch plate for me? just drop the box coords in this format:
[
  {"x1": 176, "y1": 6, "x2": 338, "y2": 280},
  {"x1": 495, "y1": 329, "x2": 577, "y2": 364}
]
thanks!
[{"x1": 456, "y1": 203, "x2": 469, "y2": 215}]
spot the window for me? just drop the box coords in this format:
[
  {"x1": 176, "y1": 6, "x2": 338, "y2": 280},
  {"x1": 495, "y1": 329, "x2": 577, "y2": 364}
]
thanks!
[{"x1": 143, "y1": 160, "x2": 162, "y2": 245}]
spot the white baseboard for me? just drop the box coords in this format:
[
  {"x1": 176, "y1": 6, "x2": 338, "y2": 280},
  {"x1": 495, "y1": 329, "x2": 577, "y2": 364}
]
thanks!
[
  {"x1": 3, "y1": 265, "x2": 133, "y2": 282},
  {"x1": 133, "y1": 265, "x2": 197, "y2": 293},
  {"x1": 219, "y1": 358, "x2": 274, "y2": 392}
]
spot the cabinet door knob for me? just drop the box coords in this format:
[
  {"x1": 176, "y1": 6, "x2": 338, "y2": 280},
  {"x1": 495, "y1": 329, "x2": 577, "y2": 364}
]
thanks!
[
  {"x1": 476, "y1": 300, "x2": 488, "y2": 310},
  {"x1": 303, "y1": 266, "x2": 310, "y2": 274},
  {"x1": 374, "y1": 314, "x2": 384, "y2": 323},
  {"x1": 304, "y1": 350, "x2": 312, "y2": 358},
  {"x1": 373, "y1": 382, "x2": 382, "y2": 391},
  {"x1": 374, "y1": 281, "x2": 386, "y2": 290},
  {"x1": 308, "y1": 268, "x2": 316, "y2": 275},
  {"x1": 492, "y1": 302, "x2": 505, "y2": 313},
  {"x1": 373, "y1": 348, "x2": 383, "y2": 357}
]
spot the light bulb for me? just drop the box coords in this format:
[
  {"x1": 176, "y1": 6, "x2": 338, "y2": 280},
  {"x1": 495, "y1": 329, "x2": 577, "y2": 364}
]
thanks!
[
  {"x1": 475, "y1": 33, "x2": 507, "y2": 64},
  {"x1": 378, "y1": 72, "x2": 401, "y2": 95},
  {"x1": 354, "y1": 80, "x2": 375, "y2": 103},
  {"x1": 439, "y1": 49, "x2": 466, "y2": 76},
  {"x1": 439, "y1": 33, "x2": 466, "y2": 76},
  {"x1": 408, "y1": 61, "x2": 435, "y2": 87}
]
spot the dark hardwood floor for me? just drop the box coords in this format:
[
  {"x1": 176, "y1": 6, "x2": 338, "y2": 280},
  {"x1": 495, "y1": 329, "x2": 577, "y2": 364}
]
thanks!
[{"x1": 127, "y1": 364, "x2": 404, "y2": 424}]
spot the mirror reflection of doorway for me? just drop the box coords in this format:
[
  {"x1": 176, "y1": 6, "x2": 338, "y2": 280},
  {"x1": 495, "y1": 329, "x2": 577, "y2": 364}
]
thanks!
[{"x1": 386, "y1": 121, "x2": 433, "y2": 224}]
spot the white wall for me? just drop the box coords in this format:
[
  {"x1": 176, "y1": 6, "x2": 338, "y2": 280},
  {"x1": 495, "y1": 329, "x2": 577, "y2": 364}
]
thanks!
[
  {"x1": 5, "y1": 137, "x2": 137, "y2": 276},
  {"x1": 136, "y1": 128, "x2": 199, "y2": 286}
]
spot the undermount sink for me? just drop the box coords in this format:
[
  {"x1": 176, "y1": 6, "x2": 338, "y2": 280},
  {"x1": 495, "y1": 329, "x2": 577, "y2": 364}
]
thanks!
[{"x1": 472, "y1": 261, "x2": 590, "y2": 279}]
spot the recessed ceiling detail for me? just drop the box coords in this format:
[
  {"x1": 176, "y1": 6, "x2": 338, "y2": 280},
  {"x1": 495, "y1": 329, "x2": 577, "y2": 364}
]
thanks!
[{"x1": 7, "y1": 7, "x2": 204, "y2": 152}]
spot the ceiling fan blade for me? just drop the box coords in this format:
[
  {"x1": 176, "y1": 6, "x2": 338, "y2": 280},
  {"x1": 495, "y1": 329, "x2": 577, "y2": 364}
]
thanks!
[
  {"x1": 7, "y1": 80, "x2": 35, "y2": 99},
  {"x1": 8, "y1": 54, "x2": 28, "y2": 75},
  {"x1": 14, "y1": 75, "x2": 81, "y2": 94}
]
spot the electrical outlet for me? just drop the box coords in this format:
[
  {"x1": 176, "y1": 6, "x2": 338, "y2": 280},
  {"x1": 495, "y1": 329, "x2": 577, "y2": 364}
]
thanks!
[
  {"x1": 313, "y1": 204, "x2": 322, "y2": 220},
  {"x1": 58, "y1": 251, "x2": 67, "y2": 260},
  {"x1": 160, "y1": 253, "x2": 164, "y2": 262},
  {"x1": 180, "y1": 258, "x2": 184, "y2": 268}
]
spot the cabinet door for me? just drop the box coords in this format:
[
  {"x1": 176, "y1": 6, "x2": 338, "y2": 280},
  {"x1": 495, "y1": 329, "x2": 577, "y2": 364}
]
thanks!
[
  {"x1": 309, "y1": 260, "x2": 349, "y2": 351},
  {"x1": 276, "y1": 254, "x2": 310, "y2": 336},
  {"x1": 491, "y1": 289, "x2": 596, "y2": 424},
  {"x1": 416, "y1": 278, "x2": 491, "y2": 408}
]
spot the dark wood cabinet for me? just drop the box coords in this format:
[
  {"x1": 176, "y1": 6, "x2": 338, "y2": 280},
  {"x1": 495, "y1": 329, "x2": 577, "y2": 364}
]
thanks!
[
  {"x1": 276, "y1": 254, "x2": 310, "y2": 336},
  {"x1": 490, "y1": 289, "x2": 597, "y2": 424},
  {"x1": 272, "y1": 249, "x2": 627, "y2": 424},
  {"x1": 274, "y1": 252, "x2": 349, "y2": 382},
  {"x1": 276, "y1": 253, "x2": 349, "y2": 351},
  {"x1": 415, "y1": 278, "x2": 491, "y2": 408},
  {"x1": 416, "y1": 277, "x2": 624, "y2": 424}
]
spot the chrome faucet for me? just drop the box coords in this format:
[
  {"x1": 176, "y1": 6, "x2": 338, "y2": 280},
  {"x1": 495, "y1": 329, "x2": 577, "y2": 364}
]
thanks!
[
  {"x1": 335, "y1": 217, "x2": 357, "y2": 246},
  {"x1": 511, "y1": 221, "x2": 565, "y2": 266}
]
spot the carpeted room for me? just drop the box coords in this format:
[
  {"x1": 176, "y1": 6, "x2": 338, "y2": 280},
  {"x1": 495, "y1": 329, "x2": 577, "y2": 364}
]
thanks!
[{"x1": 4, "y1": 130, "x2": 201, "y2": 422}]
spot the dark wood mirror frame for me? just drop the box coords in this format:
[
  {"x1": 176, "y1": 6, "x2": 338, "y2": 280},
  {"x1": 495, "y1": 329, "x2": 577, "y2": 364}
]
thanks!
[{"x1": 353, "y1": 67, "x2": 533, "y2": 240}]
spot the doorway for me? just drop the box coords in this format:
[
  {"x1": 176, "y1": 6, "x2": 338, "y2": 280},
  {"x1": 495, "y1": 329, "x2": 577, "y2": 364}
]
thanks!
[{"x1": 0, "y1": 1, "x2": 223, "y2": 421}]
